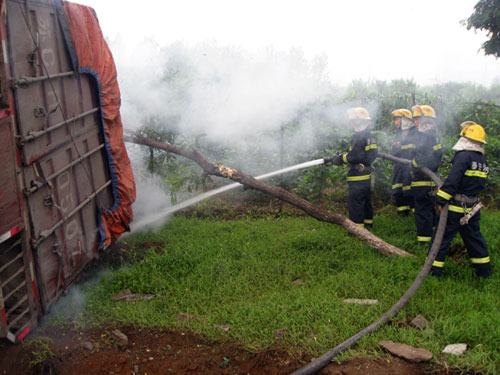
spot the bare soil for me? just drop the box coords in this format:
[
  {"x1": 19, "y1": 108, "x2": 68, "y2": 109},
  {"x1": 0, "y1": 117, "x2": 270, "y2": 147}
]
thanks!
[{"x1": 0, "y1": 324, "x2": 458, "y2": 375}]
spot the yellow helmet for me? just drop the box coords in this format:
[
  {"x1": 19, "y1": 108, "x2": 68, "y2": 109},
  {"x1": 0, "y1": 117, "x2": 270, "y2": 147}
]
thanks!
[
  {"x1": 411, "y1": 105, "x2": 422, "y2": 118},
  {"x1": 399, "y1": 109, "x2": 412, "y2": 120},
  {"x1": 391, "y1": 109, "x2": 403, "y2": 118},
  {"x1": 420, "y1": 105, "x2": 436, "y2": 118},
  {"x1": 460, "y1": 121, "x2": 477, "y2": 136},
  {"x1": 347, "y1": 107, "x2": 371, "y2": 120},
  {"x1": 412, "y1": 105, "x2": 436, "y2": 118},
  {"x1": 462, "y1": 124, "x2": 486, "y2": 144}
]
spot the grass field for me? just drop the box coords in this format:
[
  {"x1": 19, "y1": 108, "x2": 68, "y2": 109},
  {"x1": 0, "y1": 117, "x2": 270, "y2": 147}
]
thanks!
[{"x1": 80, "y1": 208, "x2": 500, "y2": 374}]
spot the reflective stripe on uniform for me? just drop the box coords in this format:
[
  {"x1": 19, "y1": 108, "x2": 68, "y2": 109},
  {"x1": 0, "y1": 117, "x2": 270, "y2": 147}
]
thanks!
[
  {"x1": 365, "y1": 144, "x2": 378, "y2": 151},
  {"x1": 432, "y1": 260, "x2": 445, "y2": 268},
  {"x1": 355, "y1": 223, "x2": 364, "y2": 227},
  {"x1": 342, "y1": 153, "x2": 348, "y2": 163},
  {"x1": 397, "y1": 206, "x2": 410, "y2": 211},
  {"x1": 464, "y1": 170, "x2": 487, "y2": 178},
  {"x1": 470, "y1": 257, "x2": 490, "y2": 264},
  {"x1": 436, "y1": 189, "x2": 453, "y2": 200},
  {"x1": 402, "y1": 185, "x2": 411, "y2": 191},
  {"x1": 448, "y1": 205, "x2": 473, "y2": 214},
  {"x1": 433, "y1": 144, "x2": 442, "y2": 151},
  {"x1": 401, "y1": 144, "x2": 416, "y2": 150},
  {"x1": 392, "y1": 183, "x2": 403, "y2": 189},
  {"x1": 364, "y1": 219, "x2": 373, "y2": 224},
  {"x1": 412, "y1": 159, "x2": 419, "y2": 167},
  {"x1": 411, "y1": 181, "x2": 436, "y2": 187},
  {"x1": 347, "y1": 174, "x2": 371, "y2": 182},
  {"x1": 418, "y1": 236, "x2": 431, "y2": 242}
]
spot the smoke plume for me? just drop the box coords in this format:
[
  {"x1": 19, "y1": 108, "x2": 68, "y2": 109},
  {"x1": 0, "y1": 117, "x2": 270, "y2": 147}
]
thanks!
[{"x1": 109, "y1": 37, "x2": 362, "y2": 227}]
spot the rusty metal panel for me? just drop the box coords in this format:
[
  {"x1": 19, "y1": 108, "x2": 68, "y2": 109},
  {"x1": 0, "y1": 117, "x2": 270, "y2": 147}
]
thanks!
[
  {"x1": 0, "y1": 116, "x2": 22, "y2": 236},
  {"x1": 6, "y1": 0, "x2": 114, "y2": 310},
  {"x1": 7, "y1": 0, "x2": 98, "y2": 164}
]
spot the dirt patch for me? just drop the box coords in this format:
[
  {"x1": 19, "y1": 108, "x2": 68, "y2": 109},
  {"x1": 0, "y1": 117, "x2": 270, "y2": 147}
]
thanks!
[
  {"x1": 178, "y1": 194, "x2": 304, "y2": 220},
  {"x1": 0, "y1": 325, "x2": 459, "y2": 375},
  {"x1": 176, "y1": 191, "x2": 348, "y2": 221},
  {"x1": 448, "y1": 243, "x2": 468, "y2": 264}
]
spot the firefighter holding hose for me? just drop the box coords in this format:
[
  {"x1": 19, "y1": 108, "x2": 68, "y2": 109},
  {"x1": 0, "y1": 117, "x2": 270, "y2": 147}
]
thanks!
[
  {"x1": 430, "y1": 123, "x2": 491, "y2": 278},
  {"x1": 410, "y1": 105, "x2": 443, "y2": 244},
  {"x1": 390, "y1": 109, "x2": 418, "y2": 215},
  {"x1": 324, "y1": 107, "x2": 378, "y2": 228}
]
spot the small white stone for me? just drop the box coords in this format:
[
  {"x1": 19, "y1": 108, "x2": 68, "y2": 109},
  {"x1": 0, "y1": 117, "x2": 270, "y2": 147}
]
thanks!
[{"x1": 442, "y1": 343, "x2": 467, "y2": 356}]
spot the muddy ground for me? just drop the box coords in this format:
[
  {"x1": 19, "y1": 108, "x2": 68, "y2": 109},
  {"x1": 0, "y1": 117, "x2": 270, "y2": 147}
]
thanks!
[{"x1": 0, "y1": 324, "x2": 459, "y2": 375}]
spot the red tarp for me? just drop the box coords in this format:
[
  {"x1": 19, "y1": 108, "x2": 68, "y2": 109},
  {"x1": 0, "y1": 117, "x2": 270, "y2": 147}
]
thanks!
[{"x1": 63, "y1": 2, "x2": 135, "y2": 246}]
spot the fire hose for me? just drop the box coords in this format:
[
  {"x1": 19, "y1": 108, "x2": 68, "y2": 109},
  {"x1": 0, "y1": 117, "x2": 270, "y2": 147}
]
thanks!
[
  {"x1": 290, "y1": 153, "x2": 446, "y2": 375},
  {"x1": 378, "y1": 152, "x2": 441, "y2": 186}
]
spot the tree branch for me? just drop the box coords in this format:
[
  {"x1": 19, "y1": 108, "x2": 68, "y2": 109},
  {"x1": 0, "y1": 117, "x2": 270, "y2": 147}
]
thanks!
[{"x1": 125, "y1": 133, "x2": 413, "y2": 257}]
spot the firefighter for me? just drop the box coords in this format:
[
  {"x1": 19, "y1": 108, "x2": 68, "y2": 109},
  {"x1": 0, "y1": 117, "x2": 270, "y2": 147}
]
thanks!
[
  {"x1": 390, "y1": 109, "x2": 417, "y2": 215},
  {"x1": 430, "y1": 123, "x2": 491, "y2": 278},
  {"x1": 324, "y1": 107, "x2": 378, "y2": 227},
  {"x1": 410, "y1": 105, "x2": 443, "y2": 244}
]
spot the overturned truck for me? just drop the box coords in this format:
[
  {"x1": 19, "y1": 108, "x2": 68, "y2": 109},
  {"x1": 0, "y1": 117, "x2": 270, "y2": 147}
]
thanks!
[{"x1": 0, "y1": 0, "x2": 135, "y2": 342}]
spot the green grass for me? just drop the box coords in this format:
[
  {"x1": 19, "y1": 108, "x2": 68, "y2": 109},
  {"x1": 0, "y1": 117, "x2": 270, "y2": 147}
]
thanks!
[
  {"x1": 82, "y1": 209, "x2": 500, "y2": 374},
  {"x1": 22, "y1": 338, "x2": 55, "y2": 368}
]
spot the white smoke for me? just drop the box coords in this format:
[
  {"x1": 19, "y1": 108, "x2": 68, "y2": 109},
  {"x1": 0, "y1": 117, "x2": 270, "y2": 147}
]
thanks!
[
  {"x1": 110, "y1": 36, "x2": 367, "y2": 227},
  {"x1": 38, "y1": 269, "x2": 112, "y2": 328},
  {"x1": 128, "y1": 151, "x2": 174, "y2": 231},
  {"x1": 113, "y1": 37, "x2": 333, "y2": 143}
]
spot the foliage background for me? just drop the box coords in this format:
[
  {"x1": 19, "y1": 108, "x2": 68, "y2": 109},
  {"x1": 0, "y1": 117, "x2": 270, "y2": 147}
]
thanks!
[
  {"x1": 132, "y1": 79, "x2": 500, "y2": 207},
  {"x1": 465, "y1": 0, "x2": 500, "y2": 58}
]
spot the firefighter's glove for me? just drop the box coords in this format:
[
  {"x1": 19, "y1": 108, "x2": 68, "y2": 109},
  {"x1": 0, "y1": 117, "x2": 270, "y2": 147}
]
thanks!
[
  {"x1": 324, "y1": 154, "x2": 343, "y2": 166},
  {"x1": 331, "y1": 154, "x2": 343, "y2": 166}
]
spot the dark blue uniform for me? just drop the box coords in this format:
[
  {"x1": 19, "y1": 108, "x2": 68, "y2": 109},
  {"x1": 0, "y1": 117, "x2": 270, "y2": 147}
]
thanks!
[
  {"x1": 391, "y1": 127, "x2": 418, "y2": 213},
  {"x1": 411, "y1": 129, "x2": 443, "y2": 243},
  {"x1": 339, "y1": 130, "x2": 378, "y2": 226},
  {"x1": 431, "y1": 150, "x2": 491, "y2": 277}
]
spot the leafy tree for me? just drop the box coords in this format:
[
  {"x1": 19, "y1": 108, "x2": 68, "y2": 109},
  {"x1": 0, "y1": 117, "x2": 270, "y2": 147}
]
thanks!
[{"x1": 466, "y1": 0, "x2": 500, "y2": 57}]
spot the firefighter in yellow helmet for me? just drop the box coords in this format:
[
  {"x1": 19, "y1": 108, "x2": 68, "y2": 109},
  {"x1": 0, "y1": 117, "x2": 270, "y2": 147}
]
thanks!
[
  {"x1": 324, "y1": 107, "x2": 378, "y2": 227},
  {"x1": 410, "y1": 105, "x2": 443, "y2": 244},
  {"x1": 390, "y1": 109, "x2": 417, "y2": 215},
  {"x1": 430, "y1": 122, "x2": 491, "y2": 278}
]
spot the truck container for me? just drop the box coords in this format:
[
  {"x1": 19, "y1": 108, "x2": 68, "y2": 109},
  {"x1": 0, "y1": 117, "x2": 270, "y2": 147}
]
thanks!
[{"x1": 0, "y1": 0, "x2": 135, "y2": 342}]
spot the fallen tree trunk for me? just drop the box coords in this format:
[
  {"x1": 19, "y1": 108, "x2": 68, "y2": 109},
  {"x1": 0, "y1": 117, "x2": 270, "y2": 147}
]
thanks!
[{"x1": 125, "y1": 133, "x2": 413, "y2": 257}]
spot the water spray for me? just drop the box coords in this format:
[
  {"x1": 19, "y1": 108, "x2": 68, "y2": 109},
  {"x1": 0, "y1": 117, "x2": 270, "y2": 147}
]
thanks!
[{"x1": 131, "y1": 158, "x2": 325, "y2": 231}]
